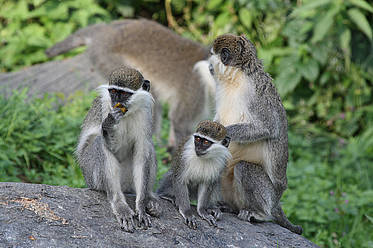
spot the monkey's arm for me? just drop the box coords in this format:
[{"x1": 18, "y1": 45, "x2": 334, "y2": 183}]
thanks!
[
  {"x1": 226, "y1": 121, "x2": 273, "y2": 143},
  {"x1": 173, "y1": 178, "x2": 197, "y2": 229},
  {"x1": 197, "y1": 183, "x2": 220, "y2": 226},
  {"x1": 101, "y1": 109, "x2": 125, "y2": 153}
]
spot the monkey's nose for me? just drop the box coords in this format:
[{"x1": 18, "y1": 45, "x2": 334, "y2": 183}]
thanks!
[{"x1": 209, "y1": 63, "x2": 214, "y2": 75}]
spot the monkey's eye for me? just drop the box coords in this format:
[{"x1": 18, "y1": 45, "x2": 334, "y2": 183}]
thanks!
[
  {"x1": 203, "y1": 139, "x2": 211, "y2": 145},
  {"x1": 121, "y1": 91, "x2": 132, "y2": 97},
  {"x1": 109, "y1": 89, "x2": 117, "y2": 94},
  {"x1": 195, "y1": 136, "x2": 201, "y2": 142},
  {"x1": 221, "y1": 48, "x2": 230, "y2": 65}
]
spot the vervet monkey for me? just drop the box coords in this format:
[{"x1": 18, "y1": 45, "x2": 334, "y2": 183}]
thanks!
[
  {"x1": 76, "y1": 66, "x2": 160, "y2": 232},
  {"x1": 209, "y1": 34, "x2": 303, "y2": 234},
  {"x1": 46, "y1": 19, "x2": 215, "y2": 152},
  {"x1": 157, "y1": 120, "x2": 231, "y2": 228}
]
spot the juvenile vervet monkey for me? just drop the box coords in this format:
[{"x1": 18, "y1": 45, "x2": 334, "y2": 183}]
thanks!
[
  {"x1": 46, "y1": 19, "x2": 215, "y2": 151},
  {"x1": 208, "y1": 34, "x2": 303, "y2": 234},
  {"x1": 76, "y1": 66, "x2": 160, "y2": 232},
  {"x1": 157, "y1": 120, "x2": 231, "y2": 229}
]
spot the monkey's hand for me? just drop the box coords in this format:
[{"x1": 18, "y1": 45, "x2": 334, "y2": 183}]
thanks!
[
  {"x1": 135, "y1": 205, "x2": 152, "y2": 230},
  {"x1": 111, "y1": 202, "x2": 136, "y2": 233},
  {"x1": 198, "y1": 208, "x2": 217, "y2": 227},
  {"x1": 102, "y1": 108, "x2": 125, "y2": 130}
]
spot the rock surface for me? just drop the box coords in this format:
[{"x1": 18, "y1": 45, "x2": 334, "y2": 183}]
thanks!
[
  {"x1": 0, "y1": 182, "x2": 318, "y2": 248},
  {"x1": 0, "y1": 54, "x2": 104, "y2": 97}
]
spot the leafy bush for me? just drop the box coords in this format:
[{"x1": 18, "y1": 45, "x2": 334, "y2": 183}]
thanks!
[{"x1": 0, "y1": 89, "x2": 91, "y2": 187}]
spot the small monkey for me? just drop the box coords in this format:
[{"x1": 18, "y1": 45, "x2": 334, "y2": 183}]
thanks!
[
  {"x1": 76, "y1": 66, "x2": 160, "y2": 232},
  {"x1": 158, "y1": 120, "x2": 231, "y2": 228},
  {"x1": 209, "y1": 34, "x2": 302, "y2": 234},
  {"x1": 46, "y1": 19, "x2": 216, "y2": 152}
]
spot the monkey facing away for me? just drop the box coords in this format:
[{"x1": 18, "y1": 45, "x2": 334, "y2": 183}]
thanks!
[
  {"x1": 46, "y1": 19, "x2": 215, "y2": 152},
  {"x1": 208, "y1": 34, "x2": 303, "y2": 234},
  {"x1": 76, "y1": 66, "x2": 160, "y2": 232},
  {"x1": 157, "y1": 120, "x2": 231, "y2": 228}
]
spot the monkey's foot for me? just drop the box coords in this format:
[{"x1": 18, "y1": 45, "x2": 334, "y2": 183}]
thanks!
[
  {"x1": 207, "y1": 208, "x2": 222, "y2": 221},
  {"x1": 237, "y1": 210, "x2": 255, "y2": 222},
  {"x1": 136, "y1": 208, "x2": 152, "y2": 230},
  {"x1": 112, "y1": 203, "x2": 136, "y2": 233},
  {"x1": 180, "y1": 210, "x2": 198, "y2": 229},
  {"x1": 146, "y1": 199, "x2": 162, "y2": 217}
]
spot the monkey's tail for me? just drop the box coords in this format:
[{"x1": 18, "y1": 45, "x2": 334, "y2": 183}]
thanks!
[
  {"x1": 272, "y1": 205, "x2": 303, "y2": 235},
  {"x1": 45, "y1": 23, "x2": 105, "y2": 58}
]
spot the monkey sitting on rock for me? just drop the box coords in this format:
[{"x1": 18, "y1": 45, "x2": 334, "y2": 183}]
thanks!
[
  {"x1": 158, "y1": 120, "x2": 231, "y2": 229},
  {"x1": 208, "y1": 34, "x2": 303, "y2": 234},
  {"x1": 76, "y1": 66, "x2": 160, "y2": 232}
]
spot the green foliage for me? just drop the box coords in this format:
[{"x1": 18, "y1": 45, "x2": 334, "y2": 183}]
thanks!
[
  {"x1": 0, "y1": 0, "x2": 110, "y2": 72},
  {"x1": 1, "y1": 0, "x2": 373, "y2": 247},
  {"x1": 0, "y1": 89, "x2": 92, "y2": 187}
]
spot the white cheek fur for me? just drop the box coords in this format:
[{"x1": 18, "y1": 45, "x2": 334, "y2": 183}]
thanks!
[{"x1": 181, "y1": 138, "x2": 232, "y2": 184}]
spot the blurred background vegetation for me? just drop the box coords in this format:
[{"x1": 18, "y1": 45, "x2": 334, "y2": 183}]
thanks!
[{"x1": 0, "y1": 0, "x2": 372, "y2": 247}]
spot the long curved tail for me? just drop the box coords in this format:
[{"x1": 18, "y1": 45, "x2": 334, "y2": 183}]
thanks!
[
  {"x1": 45, "y1": 23, "x2": 105, "y2": 58},
  {"x1": 272, "y1": 205, "x2": 303, "y2": 235}
]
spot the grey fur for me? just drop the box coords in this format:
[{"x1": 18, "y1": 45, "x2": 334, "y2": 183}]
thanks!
[
  {"x1": 76, "y1": 66, "x2": 160, "y2": 232},
  {"x1": 210, "y1": 34, "x2": 302, "y2": 234},
  {"x1": 158, "y1": 121, "x2": 231, "y2": 228},
  {"x1": 46, "y1": 19, "x2": 214, "y2": 152}
]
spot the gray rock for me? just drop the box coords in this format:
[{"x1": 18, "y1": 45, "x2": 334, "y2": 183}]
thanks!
[
  {"x1": 0, "y1": 54, "x2": 104, "y2": 97},
  {"x1": 0, "y1": 182, "x2": 318, "y2": 248}
]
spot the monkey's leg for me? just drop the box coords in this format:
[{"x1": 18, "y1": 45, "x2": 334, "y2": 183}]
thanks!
[
  {"x1": 145, "y1": 147, "x2": 162, "y2": 218},
  {"x1": 197, "y1": 183, "x2": 219, "y2": 226},
  {"x1": 132, "y1": 141, "x2": 153, "y2": 229},
  {"x1": 233, "y1": 161, "x2": 273, "y2": 222},
  {"x1": 226, "y1": 122, "x2": 271, "y2": 143},
  {"x1": 104, "y1": 146, "x2": 137, "y2": 232},
  {"x1": 174, "y1": 181, "x2": 197, "y2": 229},
  {"x1": 234, "y1": 162, "x2": 302, "y2": 234},
  {"x1": 156, "y1": 170, "x2": 176, "y2": 204}
]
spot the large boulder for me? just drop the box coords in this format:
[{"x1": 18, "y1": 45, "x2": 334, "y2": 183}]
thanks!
[{"x1": 0, "y1": 182, "x2": 318, "y2": 247}]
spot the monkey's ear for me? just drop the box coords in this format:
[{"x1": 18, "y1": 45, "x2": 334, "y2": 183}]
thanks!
[
  {"x1": 142, "y1": 80, "x2": 150, "y2": 91},
  {"x1": 221, "y1": 48, "x2": 231, "y2": 65},
  {"x1": 221, "y1": 136, "x2": 231, "y2": 147}
]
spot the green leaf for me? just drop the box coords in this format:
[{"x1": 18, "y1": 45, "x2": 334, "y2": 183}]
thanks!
[
  {"x1": 207, "y1": 0, "x2": 223, "y2": 10},
  {"x1": 239, "y1": 9, "x2": 252, "y2": 29},
  {"x1": 291, "y1": 0, "x2": 332, "y2": 17},
  {"x1": 366, "y1": 215, "x2": 373, "y2": 224},
  {"x1": 349, "y1": 0, "x2": 373, "y2": 13},
  {"x1": 347, "y1": 8, "x2": 372, "y2": 40},
  {"x1": 340, "y1": 29, "x2": 351, "y2": 54},
  {"x1": 275, "y1": 70, "x2": 302, "y2": 97},
  {"x1": 298, "y1": 59, "x2": 319, "y2": 82},
  {"x1": 311, "y1": 8, "x2": 338, "y2": 43}
]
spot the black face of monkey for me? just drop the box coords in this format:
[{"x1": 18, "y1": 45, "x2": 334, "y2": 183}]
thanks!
[
  {"x1": 194, "y1": 135, "x2": 213, "y2": 156},
  {"x1": 108, "y1": 80, "x2": 150, "y2": 108}
]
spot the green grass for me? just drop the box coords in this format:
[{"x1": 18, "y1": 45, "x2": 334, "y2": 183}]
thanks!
[{"x1": 0, "y1": 90, "x2": 372, "y2": 247}]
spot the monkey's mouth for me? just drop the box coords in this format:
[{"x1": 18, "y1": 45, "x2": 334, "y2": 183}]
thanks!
[
  {"x1": 114, "y1": 102, "x2": 128, "y2": 113},
  {"x1": 195, "y1": 150, "x2": 207, "y2": 157},
  {"x1": 209, "y1": 63, "x2": 214, "y2": 75}
]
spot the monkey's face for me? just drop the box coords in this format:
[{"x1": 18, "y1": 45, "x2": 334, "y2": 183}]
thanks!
[
  {"x1": 107, "y1": 80, "x2": 150, "y2": 109},
  {"x1": 193, "y1": 120, "x2": 231, "y2": 157},
  {"x1": 208, "y1": 34, "x2": 258, "y2": 82},
  {"x1": 193, "y1": 134, "x2": 231, "y2": 158}
]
